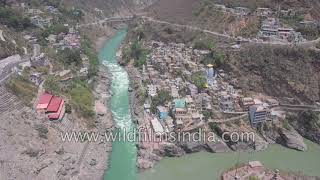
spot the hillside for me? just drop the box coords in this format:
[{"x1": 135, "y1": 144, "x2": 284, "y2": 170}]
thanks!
[
  {"x1": 145, "y1": 0, "x2": 320, "y2": 38},
  {"x1": 225, "y1": 45, "x2": 320, "y2": 103}
]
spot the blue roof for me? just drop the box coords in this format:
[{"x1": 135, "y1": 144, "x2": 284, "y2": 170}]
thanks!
[{"x1": 174, "y1": 99, "x2": 186, "y2": 108}]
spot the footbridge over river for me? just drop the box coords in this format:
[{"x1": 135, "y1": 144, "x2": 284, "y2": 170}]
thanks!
[{"x1": 78, "y1": 16, "x2": 134, "y2": 28}]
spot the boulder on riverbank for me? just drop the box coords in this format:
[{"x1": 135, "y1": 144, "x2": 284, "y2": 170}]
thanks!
[
  {"x1": 205, "y1": 140, "x2": 230, "y2": 153},
  {"x1": 278, "y1": 128, "x2": 307, "y2": 151},
  {"x1": 159, "y1": 142, "x2": 185, "y2": 157}
]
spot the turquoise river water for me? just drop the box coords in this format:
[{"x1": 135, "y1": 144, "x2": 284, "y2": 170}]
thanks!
[{"x1": 99, "y1": 29, "x2": 320, "y2": 180}]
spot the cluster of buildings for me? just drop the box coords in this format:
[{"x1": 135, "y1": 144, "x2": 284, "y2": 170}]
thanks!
[
  {"x1": 141, "y1": 41, "x2": 213, "y2": 133},
  {"x1": 213, "y1": 4, "x2": 297, "y2": 18},
  {"x1": 258, "y1": 17, "x2": 304, "y2": 42},
  {"x1": 36, "y1": 92, "x2": 65, "y2": 121},
  {"x1": 213, "y1": 4, "x2": 309, "y2": 43},
  {"x1": 139, "y1": 41, "x2": 284, "y2": 135},
  {"x1": 47, "y1": 26, "x2": 81, "y2": 50},
  {"x1": 23, "y1": 6, "x2": 58, "y2": 29}
]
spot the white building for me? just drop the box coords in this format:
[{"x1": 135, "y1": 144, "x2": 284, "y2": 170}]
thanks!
[{"x1": 147, "y1": 85, "x2": 157, "y2": 97}]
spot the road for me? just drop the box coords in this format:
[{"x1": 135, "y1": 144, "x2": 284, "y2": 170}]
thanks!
[
  {"x1": 78, "y1": 16, "x2": 133, "y2": 27},
  {"x1": 79, "y1": 15, "x2": 320, "y2": 47},
  {"x1": 0, "y1": 55, "x2": 29, "y2": 83}
]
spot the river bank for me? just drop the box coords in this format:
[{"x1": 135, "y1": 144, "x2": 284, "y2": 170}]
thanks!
[
  {"x1": 117, "y1": 36, "x2": 320, "y2": 179},
  {"x1": 139, "y1": 139, "x2": 320, "y2": 180},
  {"x1": 99, "y1": 29, "x2": 138, "y2": 180}
]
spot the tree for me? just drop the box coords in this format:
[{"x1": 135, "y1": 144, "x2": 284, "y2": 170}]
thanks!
[
  {"x1": 193, "y1": 38, "x2": 215, "y2": 50},
  {"x1": 59, "y1": 49, "x2": 82, "y2": 67},
  {"x1": 44, "y1": 75, "x2": 60, "y2": 95},
  {"x1": 191, "y1": 72, "x2": 207, "y2": 90},
  {"x1": 201, "y1": 51, "x2": 225, "y2": 67},
  {"x1": 151, "y1": 90, "x2": 172, "y2": 113}
]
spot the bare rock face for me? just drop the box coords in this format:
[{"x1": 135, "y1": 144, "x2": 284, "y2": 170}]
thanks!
[
  {"x1": 205, "y1": 140, "x2": 230, "y2": 153},
  {"x1": 137, "y1": 149, "x2": 162, "y2": 170},
  {"x1": 278, "y1": 128, "x2": 307, "y2": 151},
  {"x1": 253, "y1": 135, "x2": 269, "y2": 151},
  {"x1": 137, "y1": 158, "x2": 154, "y2": 170},
  {"x1": 179, "y1": 140, "x2": 204, "y2": 153},
  {"x1": 158, "y1": 142, "x2": 185, "y2": 157}
]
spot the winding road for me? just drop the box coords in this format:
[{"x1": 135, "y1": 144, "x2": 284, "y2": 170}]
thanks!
[{"x1": 79, "y1": 15, "x2": 320, "y2": 46}]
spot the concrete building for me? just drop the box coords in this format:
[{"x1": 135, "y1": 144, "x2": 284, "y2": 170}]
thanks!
[
  {"x1": 171, "y1": 85, "x2": 179, "y2": 98},
  {"x1": 30, "y1": 73, "x2": 43, "y2": 86},
  {"x1": 150, "y1": 117, "x2": 165, "y2": 135},
  {"x1": 206, "y1": 64, "x2": 216, "y2": 86},
  {"x1": 241, "y1": 97, "x2": 255, "y2": 110},
  {"x1": 234, "y1": 7, "x2": 250, "y2": 16},
  {"x1": 147, "y1": 85, "x2": 157, "y2": 97},
  {"x1": 249, "y1": 105, "x2": 271, "y2": 125},
  {"x1": 188, "y1": 83, "x2": 198, "y2": 97},
  {"x1": 255, "y1": 8, "x2": 273, "y2": 17},
  {"x1": 157, "y1": 106, "x2": 169, "y2": 121},
  {"x1": 220, "y1": 93, "x2": 234, "y2": 112}
]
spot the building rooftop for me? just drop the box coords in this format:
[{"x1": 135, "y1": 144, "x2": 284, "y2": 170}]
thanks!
[
  {"x1": 157, "y1": 106, "x2": 168, "y2": 112},
  {"x1": 150, "y1": 117, "x2": 164, "y2": 134},
  {"x1": 47, "y1": 96, "x2": 63, "y2": 112},
  {"x1": 174, "y1": 99, "x2": 186, "y2": 108},
  {"x1": 38, "y1": 93, "x2": 53, "y2": 105}
]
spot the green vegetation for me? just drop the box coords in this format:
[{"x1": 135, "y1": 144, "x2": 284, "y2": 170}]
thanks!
[
  {"x1": 201, "y1": 51, "x2": 225, "y2": 67},
  {"x1": 297, "y1": 25, "x2": 320, "y2": 40},
  {"x1": 0, "y1": 7, "x2": 32, "y2": 31},
  {"x1": 193, "y1": 38, "x2": 215, "y2": 50},
  {"x1": 299, "y1": 111, "x2": 320, "y2": 129},
  {"x1": 203, "y1": 110, "x2": 213, "y2": 121},
  {"x1": 69, "y1": 80, "x2": 95, "y2": 119},
  {"x1": 82, "y1": 36, "x2": 99, "y2": 77},
  {"x1": 280, "y1": 15, "x2": 304, "y2": 27},
  {"x1": 283, "y1": 119, "x2": 292, "y2": 130},
  {"x1": 288, "y1": 111, "x2": 320, "y2": 130},
  {"x1": 191, "y1": 71, "x2": 207, "y2": 90},
  {"x1": 44, "y1": 75, "x2": 61, "y2": 95},
  {"x1": 59, "y1": 7, "x2": 84, "y2": 22},
  {"x1": 151, "y1": 90, "x2": 172, "y2": 113},
  {"x1": 238, "y1": 18, "x2": 261, "y2": 38},
  {"x1": 58, "y1": 48, "x2": 82, "y2": 67},
  {"x1": 6, "y1": 76, "x2": 37, "y2": 105},
  {"x1": 37, "y1": 24, "x2": 68, "y2": 43},
  {"x1": 123, "y1": 40, "x2": 149, "y2": 68},
  {"x1": 249, "y1": 176, "x2": 260, "y2": 180}
]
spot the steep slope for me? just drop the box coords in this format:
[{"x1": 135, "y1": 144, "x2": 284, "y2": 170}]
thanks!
[
  {"x1": 145, "y1": 0, "x2": 320, "y2": 36},
  {"x1": 226, "y1": 45, "x2": 320, "y2": 103}
]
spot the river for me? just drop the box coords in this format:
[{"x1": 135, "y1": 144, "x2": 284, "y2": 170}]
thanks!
[
  {"x1": 99, "y1": 29, "x2": 137, "y2": 180},
  {"x1": 99, "y1": 29, "x2": 320, "y2": 180},
  {"x1": 139, "y1": 139, "x2": 320, "y2": 180}
]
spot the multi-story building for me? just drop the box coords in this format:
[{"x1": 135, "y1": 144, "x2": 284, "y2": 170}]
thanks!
[
  {"x1": 147, "y1": 85, "x2": 157, "y2": 97},
  {"x1": 249, "y1": 105, "x2": 271, "y2": 126}
]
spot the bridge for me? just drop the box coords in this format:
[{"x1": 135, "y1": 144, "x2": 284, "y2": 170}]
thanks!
[{"x1": 78, "y1": 16, "x2": 134, "y2": 28}]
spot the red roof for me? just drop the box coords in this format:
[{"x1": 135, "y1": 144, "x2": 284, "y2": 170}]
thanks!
[
  {"x1": 47, "y1": 97, "x2": 63, "y2": 112},
  {"x1": 38, "y1": 93, "x2": 53, "y2": 105},
  {"x1": 48, "y1": 101, "x2": 65, "y2": 120}
]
